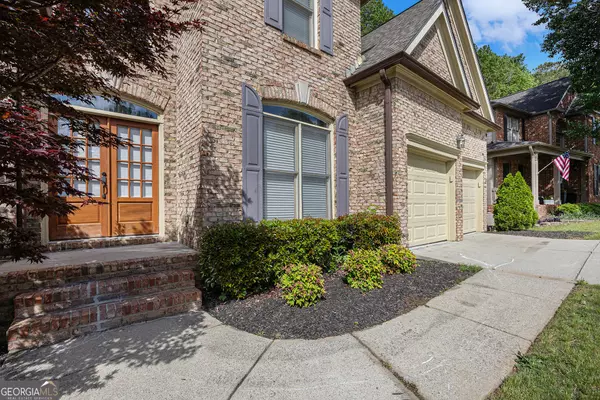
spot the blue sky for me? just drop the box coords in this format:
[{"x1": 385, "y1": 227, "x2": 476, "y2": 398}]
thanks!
[{"x1": 383, "y1": 0, "x2": 555, "y2": 70}]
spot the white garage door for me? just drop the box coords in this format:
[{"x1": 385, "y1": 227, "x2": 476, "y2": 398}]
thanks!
[
  {"x1": 408, "y1": 153, "x2": 449, "y2": 246},
  {"x1": 463, "y1": 169, "x2": 479, "y2": 234}
]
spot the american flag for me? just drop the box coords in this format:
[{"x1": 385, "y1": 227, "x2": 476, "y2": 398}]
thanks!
[{"x1": 553, "y1": 152, "x2": 570, "y2": 181}]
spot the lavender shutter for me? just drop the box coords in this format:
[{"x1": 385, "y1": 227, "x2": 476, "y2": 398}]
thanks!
[
  {"x1": 336, "y1": 114, "x2": 349, "y2": 216},
  {"x1": 320, "y1": 0, "x2": 333, "y2": 55},
  {"x1": 264, "y1": 0, "x2": 283, "y2": 30},
  {"x1": 242, "y1": 83, "x2": 264, "y2": 221}
]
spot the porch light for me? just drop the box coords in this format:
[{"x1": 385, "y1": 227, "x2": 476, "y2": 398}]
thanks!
[{"x1": 457, "y1": 134, "x2": 466, "y2": 149}]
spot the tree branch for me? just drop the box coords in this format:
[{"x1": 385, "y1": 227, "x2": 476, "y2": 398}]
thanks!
[{"x1": 0, "y1": 57, "x2": 62, "y2": 99}]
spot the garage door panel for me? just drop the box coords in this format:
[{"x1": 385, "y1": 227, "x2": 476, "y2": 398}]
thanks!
[
  {"x1": 463, "y1": 169, "x2": 479, "y2": 234},
  {"x1": 408, "y1": 154, "x2": 450, "y2": 246}
]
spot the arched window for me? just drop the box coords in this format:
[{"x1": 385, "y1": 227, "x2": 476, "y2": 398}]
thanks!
[
  {"x1": 55, "y1": 95, "x2": 158, "y2": 119},
  {"x1": 263, "y1": 105, "x2": 332, "y2": 220}
]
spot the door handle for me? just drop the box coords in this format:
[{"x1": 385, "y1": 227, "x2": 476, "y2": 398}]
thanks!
[{"x1": 101, "y1": 172, "x2": 108, "y2": 199}]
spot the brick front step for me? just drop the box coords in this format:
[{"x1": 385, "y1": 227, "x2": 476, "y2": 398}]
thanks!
[
  {"x1": 7, "y1": 287, "x2": 202, "y2": 352},
  {"x1": 14, "y1": 270, "x2": 196, "y2": 319}
]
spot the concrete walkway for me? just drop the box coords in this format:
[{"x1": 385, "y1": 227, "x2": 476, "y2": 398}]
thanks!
[
  {"x1": 413, "y1": 233, "x2": 600, "y2": 283},
  {"x1": 0, "y1": 233, "x2": 578, "y2": 400}
]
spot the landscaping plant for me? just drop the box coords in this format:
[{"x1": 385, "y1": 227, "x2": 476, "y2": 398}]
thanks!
[
  {"x1": 343, "y1": 249, "x2": 385, "y2": 292},
  {"x1": 380, "y1": 244, "x2": 417, "y2": 274},
  {"x1": 557, "y1": 203, "x2": 582, "y2": 219},
  {"x1": 337, "y1": 211, "x2": 402, "y2": 251},
  {"x1": 558, "y1": 203, "x2": 600, "y2": 220},
  {"x1": 278, "y1": 264, "x2": 325, "y2": 307},
  {"x1": 198, "y1": 212, "x2": 403, "y2": 300},
  {"x1": 197, "y1": 222, "x2": 276, "y2": 299},
  {"x1": 494, "y1": 172, "x2": 538, "y2": 231},
  {"x1": 262, "y1": 218, "x2": 340, "y2": 272}
]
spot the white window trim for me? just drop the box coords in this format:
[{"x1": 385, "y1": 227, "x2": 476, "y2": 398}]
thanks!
[{"x1": 263, "y1": 110, "x2": 333, "y2": 219}]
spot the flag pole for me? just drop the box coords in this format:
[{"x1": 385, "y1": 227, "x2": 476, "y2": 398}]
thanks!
[{"x1": 537, "y1": 145, "x2": 575, "y2": 175}]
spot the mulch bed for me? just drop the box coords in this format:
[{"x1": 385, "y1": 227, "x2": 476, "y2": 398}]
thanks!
[
  {"x1": 204, "y1": 260, "x2": 478, "y2": 340},
  {"x1": 490, "y1": 231, "x2": 591, "y2": 240}
]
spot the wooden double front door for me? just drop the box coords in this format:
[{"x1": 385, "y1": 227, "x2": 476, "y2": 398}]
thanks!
[{"x1": 49, "y1": 117, "x2": 159, "y2": 241}]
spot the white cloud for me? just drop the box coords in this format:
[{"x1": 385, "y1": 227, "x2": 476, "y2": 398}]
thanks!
[{"x1": 462, "y1": 0, "x2": 546, "y2": 52}]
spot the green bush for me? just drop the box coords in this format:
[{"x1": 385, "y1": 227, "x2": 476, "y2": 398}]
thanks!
[
  {"x1": 197, "y1": 222, "x2": 276, "y2": 299},
  {"x1": 557, "y1": 203, "x2": 582, "y2": 218},
  {"x1": 198, "y1": 211, "x2": 403, "y2": 299},
  {"x1": 494, "y1": 172, "x2": 538, "y2": 231},
  {"x1": 380, "y1": 244, "x2": 417, "y2": 274},
  {"x1": 278, "y1": 264, "x2": 325, "y2": 307},
  {"x1": 338, "y1": 211, "x2": 402, "y2": 251},
  {"x1": 343, "y1": 249, "x2": 385, "y2": 292},
  {"x1": 578, "y1": 203, "x2": 600, "y2": 219},
  {"x1": 262, "y1": 218, "x2": 341, "y2": 272}
]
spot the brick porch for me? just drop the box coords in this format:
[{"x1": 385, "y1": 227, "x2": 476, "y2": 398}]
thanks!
[{"x1": 0, "y1": 242, "x2": 200, "y2": 352}]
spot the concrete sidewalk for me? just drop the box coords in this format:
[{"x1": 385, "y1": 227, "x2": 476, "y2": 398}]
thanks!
[
  {"x1": 0, "y1": 265, "x2": 572, "y2": 400},
  {"x1": 414, "y1": 233, "x2": 600, "y2": 283}
]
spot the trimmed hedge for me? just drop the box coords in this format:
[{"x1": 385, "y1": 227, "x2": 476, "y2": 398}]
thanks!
[
  {"x1": 197, "y1": 212, "x2": 403, "y2": 299},
  {"x1": 197, "y1": 222, "x2": 276, "y2": 299},
  {"x1": 494, "y1": 172, "x2": 538, "y2": 231},
  {"x1": 262, "y1": 218, "x2": 341, "y2": 272},
  {"x1": 338, "y1": 211, "x2": 402, "y2": 251}
]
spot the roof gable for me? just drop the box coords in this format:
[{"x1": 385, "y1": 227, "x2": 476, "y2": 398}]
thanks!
[
  {"x1": 354, "y1": 0, "x2": 494, "y2": 121},
  {"x1": 492, "y1": 77, "x2": 572, "y2": 115},
  {"x1": 357, "y1": 0, "x2": 442, "y2": 76}
]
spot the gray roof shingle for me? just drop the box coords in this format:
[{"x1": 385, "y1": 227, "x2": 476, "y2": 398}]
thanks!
[
  {"x1": 355, "y1": 0, "x2": 442, "y2": 75},
  {"x1": 491, "y1": 77, "x2": 571, "y2": 114}
]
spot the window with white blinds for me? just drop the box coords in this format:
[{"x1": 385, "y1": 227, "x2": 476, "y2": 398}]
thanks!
[
  {"x1": 283, "y1": 0, "x2": 313, "y2": 46},
  {"x1": 263, "y1": 109, "x2": 331, "y2": 220}
]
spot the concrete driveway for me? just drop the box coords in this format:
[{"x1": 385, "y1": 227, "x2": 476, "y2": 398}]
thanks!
[{"x1": 413, "y1": 233, "x2": 600, "y2": 283}]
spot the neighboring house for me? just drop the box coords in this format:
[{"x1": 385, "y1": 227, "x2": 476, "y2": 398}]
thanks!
[
  {"x1": 33, "y1": 0, "x2": 497, "y2": 249},
  {"x1": 488, "y1": 77, "x2": 600, "y2": 217}
]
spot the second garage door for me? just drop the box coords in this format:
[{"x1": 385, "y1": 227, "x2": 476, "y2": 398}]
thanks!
[
  {"x1": 408, "y1": 153, "x2": 450, "y2": 246},
  {"x1": 463, "y1": 169, "x2": 480, "y2": 234}
]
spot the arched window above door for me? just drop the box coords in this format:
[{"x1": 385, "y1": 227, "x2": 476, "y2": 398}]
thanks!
[{"x1": 55, "y1": 95, "x2": 158, "y2": 119}]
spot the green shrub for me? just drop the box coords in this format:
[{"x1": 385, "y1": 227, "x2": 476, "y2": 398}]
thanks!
[
  {"x1": 380, "y1": 244, "x2": 417, "y2": 274},
  {"x1": 557, "y1": 203, "x2": 582, "y2": 218},
  {"x1": 494, "y1": 172, "x2": 538, "y2": 231},
  {"x1": 197, "y1": 222, "x2": 276, "y2": 299},
  {"x1": 278, "y1": 264, "x2": 325, "y2": 307},
  {"x1": 578, "y1": 203, "x2": 600, "y2": 219},
  {"x1": 338, "y1": 211, "x2": 402, "y2": 251},
  {"x1": 343, "y1": 249, "x2": 385, "y2": 292},
  {"x1": 262, "y1": 218, "x2": 341, "y2": 272}
]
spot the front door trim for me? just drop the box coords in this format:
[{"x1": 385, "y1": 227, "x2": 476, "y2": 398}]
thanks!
[{"x1": 43, "y1": 108, "x2": 165, "y2": 244}]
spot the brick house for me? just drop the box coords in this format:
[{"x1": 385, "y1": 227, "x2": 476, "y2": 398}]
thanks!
[
  {"x1": 487, "y1": 77, "x2": 600, "y2": 218},
  {"x1": 36, "y1": 0, "x2": 497, "y2": 249}
]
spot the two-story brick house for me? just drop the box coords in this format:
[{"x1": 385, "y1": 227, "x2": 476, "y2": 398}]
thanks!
[
  {"x1": 487, "y1": 77, "x2": 600, "y2": 217},
  {"x1": 40, "y1": 0, "x2": 497, "y2": 249}
]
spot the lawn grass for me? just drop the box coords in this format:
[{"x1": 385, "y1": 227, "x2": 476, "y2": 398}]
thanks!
[
  {"x1": 532, "y1": 220, "x2": 600, "y2": 232},
  {"x1": 531, "y1": 220, "x2": 600, "y2": 240},
  {"x1": 490, "y1": 283, "x2": 600, "y2": 400}
]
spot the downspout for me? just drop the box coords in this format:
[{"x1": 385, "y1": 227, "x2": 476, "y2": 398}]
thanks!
[{"x1": 380, "y1": 69, "x2": 394, "y2": 216}]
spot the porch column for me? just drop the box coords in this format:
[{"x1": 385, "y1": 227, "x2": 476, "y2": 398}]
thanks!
[
  {"x1": 581, "y1": 160, "x2": 588, "y2": 202},
  {"x1": 530, "y1": 150, "x2": 539, "y2": 208},
  {"x1": 554, "y1": 165, "x2": 561, "y2": 203}
]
